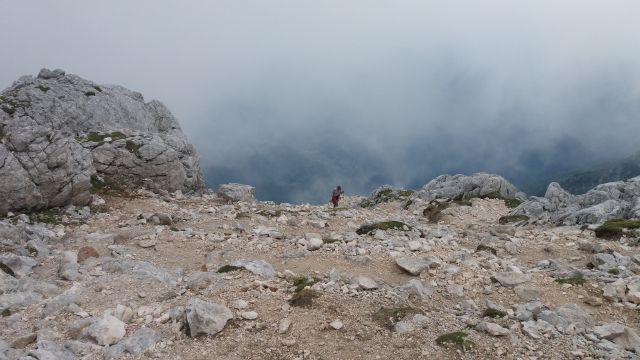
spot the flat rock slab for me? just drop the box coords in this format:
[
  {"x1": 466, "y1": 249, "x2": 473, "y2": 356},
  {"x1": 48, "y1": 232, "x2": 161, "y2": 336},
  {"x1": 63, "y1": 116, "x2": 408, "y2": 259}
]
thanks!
[
  {"x1": 477, "y1": 321, "x2": 510, "y2": 336},
  {"x1": 231, "y1": 259, "x2": 276, "y2": 279},
  {"x1": 492, "y1": 272, "x2": 531, "y2": 287},
  {"x1": 593, "y1": 323, "x2": 626, "y2": 340},
  {"x1": 85, "y1": 314, "x2": 126, "y2": 346},
  {"x1": 355, "y1": 276, "x2": 378, "y2": 290},
  {"x1": 395, "y1": 256, "x2": 431, "y2": 276},
  {"x1": 105, "y1": 328, "x2": 162, "y2": 359}
]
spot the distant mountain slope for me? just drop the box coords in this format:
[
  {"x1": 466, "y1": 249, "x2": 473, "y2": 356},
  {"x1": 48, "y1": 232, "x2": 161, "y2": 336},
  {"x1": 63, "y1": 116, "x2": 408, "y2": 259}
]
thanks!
[{"x1": 521, "y1": 151, "x2": 640, "y2": 196}]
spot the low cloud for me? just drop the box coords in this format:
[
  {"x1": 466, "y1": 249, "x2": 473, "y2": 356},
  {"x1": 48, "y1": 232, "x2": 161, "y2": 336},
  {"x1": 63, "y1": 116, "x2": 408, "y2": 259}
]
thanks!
[{"x1": 2, "y1": 1, "x2": 640, "y2": 203}]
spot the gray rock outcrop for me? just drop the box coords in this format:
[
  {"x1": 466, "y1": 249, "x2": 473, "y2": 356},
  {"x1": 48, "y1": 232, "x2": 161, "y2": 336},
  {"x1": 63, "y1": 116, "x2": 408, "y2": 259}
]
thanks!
[
  {"x1": 217, "y1": 183, "x2": 256, "y2": 203},
  {"x1": 514, "y1": 177, "x2": 640, "y2": 225},
  {"x1": 414, "y1": 173, "x2": 521, "y2": 202},
  {"x1": 184, "y1": 299, "x2": 233, "y2": 337},
  {"x1": 0, "y1": 68, "x2": 204, "y2": 213},
  {"x1": 359, "y1": 185, "x2": 415, "y2": 207}
]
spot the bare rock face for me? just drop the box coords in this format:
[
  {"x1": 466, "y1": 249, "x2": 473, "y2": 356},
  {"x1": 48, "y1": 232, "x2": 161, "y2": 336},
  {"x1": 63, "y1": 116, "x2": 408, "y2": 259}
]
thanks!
[
  {"x1": 415, "y1": 173, "x2": 520, "y2": 202},
  {"x1": 217, "y1": 183, "x2": 256, "y2": 203},
  {"x1": 0, "y1": 68, "x2": 204, "y2": 213},
  {"x1": 185, "y1": 299, "x2": 233, "y2": 337},
  {"x1": 514, "y1": 178, "x2": 640, "y2": 225}
]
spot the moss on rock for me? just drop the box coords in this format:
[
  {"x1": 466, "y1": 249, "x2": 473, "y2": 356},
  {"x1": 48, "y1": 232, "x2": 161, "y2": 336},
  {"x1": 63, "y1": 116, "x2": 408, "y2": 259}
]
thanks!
[
  {"x1": 498, "y1": 214, "x2": 529, "y2": 224},
  {"x1": 371, "y1": 306, "x2": 424, "y2": 331},
  {"x1": 356, "y1": 221, "x2": 411, "y2": 235},
  {"x1": 217, "y1": 265, "x2": 242, "y2": 273},
  {"x1": 435, "y1": 331, "x2": 473, "y2": 348},
  {"x1": 77, "y1": 131, "x2": 127, "y2": 143},
  {"x1": 289, "y1": 289, "x2": 319, "y2": 308},
  {"x1": 555, "y1": 274, "x2": 586, "y2": 286},
  {"x1": 423, "y1": 201, "x2": 449, "y2": 223},
  {"x1": 595, "y1": 219, "x2": 640, "y2": 239}
]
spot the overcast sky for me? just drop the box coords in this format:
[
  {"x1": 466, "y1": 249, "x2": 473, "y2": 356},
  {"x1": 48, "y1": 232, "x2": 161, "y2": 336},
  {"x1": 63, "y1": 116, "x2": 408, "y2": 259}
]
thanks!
[{"x1": 2, "y1": 1, "x2": 640, "y2": 202}]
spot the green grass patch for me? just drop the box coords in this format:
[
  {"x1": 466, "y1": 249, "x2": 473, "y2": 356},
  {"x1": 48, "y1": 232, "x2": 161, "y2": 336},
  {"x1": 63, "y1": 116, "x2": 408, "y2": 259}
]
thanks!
[
  {"x1": 29, "y1": 209, "x2": 63, "y2": 225},
  {"x1": 0, "y1": 93, "x2": 30, "y2": 115},
  {"x1": 291, "y1": 276, "x2": 319, "y2": 293},
  {"x1": 1, "y1": 308, "x2": 11, "y2": 317},
  {"x1": 504, "y1": 198, "x2": 523, "y2": 208},
  {"x1": 482, "y1": 308, "x2": 506, "y2": 319},
  {"x1": 356, "y1": 221, "x2": 411, "y2": 235},
  {"x1": 435, "y1": 331, "x2": 473, "y2": 348},
  {"x1": 476, "y1": 244, "x2": 497, "y2": 255},
  {"x1": 255, "y1": 209, "x2": 284, "y2": 218},
  {"x1": 90, "y1": 175, "x2": 127, "y2": 196},
  {"x1": 555, "y1": 274, "x2": 586, "y2": 286},
  {"x1": 125, "y1": 140, "x2": 141, "y2": 157},
  {"x1": 216, "y1": 265, "x2": 242, "y2": 273},
  {"x1": 481, "y1": 192, "x2": 522, "y2": 208},
  {"x1": 0, "y1": 263, "x2": 15, "y2": 277},
  {"x1": 398, "y1": 190, "x2": 415, "y2": 197},
  {"x1": 77, "y1": 131, "x2": 127, "y2": 143},
  {"x1": 360, "y1": 187, "x2": 414, "y2": 207},
  {"x1": 371, "y1": 306, "x2": 424, "y2": 331},
  {"x1": 26, "y1": 246, "x2": 38, "y2": 256},
  {"x1": 608, "y1": 268, "x2": 620, "y2": 275},
  {"x1": 289, "y1": 289, "x2": 319, "y2": 308},
  {"x1": 498, "y1": 214, "x2": 529, "y2": 224},
  {"x1": 235, "y1": 212, "x2": 251, "y2": 219},
  {"x1": 452, "y1": 194, "x2": 473, "y2": 207},
  {"x1": 423, "y1": 201, "x2": 449, "y2": 223},
  {"x1": 594, "y1": 219, "x2": 640, "y2": 239},
  {"x1": 322, "y1": 237, "x2": 341, "y2": 244}
]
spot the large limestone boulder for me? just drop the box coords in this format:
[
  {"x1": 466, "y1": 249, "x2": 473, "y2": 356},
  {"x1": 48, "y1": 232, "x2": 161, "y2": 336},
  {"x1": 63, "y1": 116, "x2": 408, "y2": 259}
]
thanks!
[
  {"x1": 514, "y1": 177, "x2": 640, "y2": 225},
  {"x1": 414, "y1": 173, "x2": 520, "y2": 202},
  {"x1": 217, "y1": 183, "x2": 256, "y2": 203},
  {"x1": 185, "y1": 298, "x2": 233, "y2": 337},
  {"x1": 0, "y1": 68, "x2": 204, "y2": 213}
]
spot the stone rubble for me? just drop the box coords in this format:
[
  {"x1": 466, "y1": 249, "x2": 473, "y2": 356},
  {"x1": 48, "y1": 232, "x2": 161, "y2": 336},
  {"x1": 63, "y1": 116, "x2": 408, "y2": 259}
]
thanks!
[{"x1": 0, "y1": 170, "x2": 640, "y2": 358}]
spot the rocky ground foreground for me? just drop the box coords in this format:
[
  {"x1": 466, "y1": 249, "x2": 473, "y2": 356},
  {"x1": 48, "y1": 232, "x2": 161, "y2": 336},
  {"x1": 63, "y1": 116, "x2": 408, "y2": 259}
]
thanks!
[{"x1": 2, "y1": 189, "x2": 640, "y2": 360}]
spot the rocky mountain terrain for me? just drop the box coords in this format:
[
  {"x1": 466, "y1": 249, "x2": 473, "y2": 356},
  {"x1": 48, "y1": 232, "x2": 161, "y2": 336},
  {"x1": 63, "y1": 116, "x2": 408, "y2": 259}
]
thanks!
[
  {"x1": 1, "y1": 171, "x2": 640, "y2": 359},
  {"x1": 515, "y1": 179, "x2": 640, "y2": 226},
  {"x1": 522, "y1": 151, "x2": 640, "y2": 197},
  {"x1": 2, "y1": 71, "x2": 640, "y2": 359},
  {"x1": 0, "y1": 69, "x2": 204, "y2": 214}
]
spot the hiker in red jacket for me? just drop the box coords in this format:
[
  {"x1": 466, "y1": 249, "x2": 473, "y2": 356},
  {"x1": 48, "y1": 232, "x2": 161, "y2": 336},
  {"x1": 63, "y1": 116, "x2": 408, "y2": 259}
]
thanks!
[{"x1": 331, "y1": 185, "x2": 344, "y2": 208}]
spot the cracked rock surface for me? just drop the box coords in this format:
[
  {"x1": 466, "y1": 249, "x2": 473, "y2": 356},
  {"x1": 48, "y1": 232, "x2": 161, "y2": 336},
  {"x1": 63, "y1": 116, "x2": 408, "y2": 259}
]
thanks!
[{"x1": 0, "y1": 68, "x2": 204, "y2": 213}]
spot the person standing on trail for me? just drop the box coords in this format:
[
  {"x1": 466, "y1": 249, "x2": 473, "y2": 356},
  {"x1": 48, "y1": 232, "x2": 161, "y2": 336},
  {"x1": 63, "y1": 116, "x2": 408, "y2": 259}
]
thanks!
[{"x1": 331, "y1": 185, "x2": 344, "y2": 208}]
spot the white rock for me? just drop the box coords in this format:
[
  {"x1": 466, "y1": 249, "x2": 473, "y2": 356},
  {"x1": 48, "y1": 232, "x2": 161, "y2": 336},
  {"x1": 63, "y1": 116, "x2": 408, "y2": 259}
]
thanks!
[
  {"x1": 307, "y1": 238, "x2": 324, "y2": 251},
  {"x1": 241, "y1": 311, "x2": 258, "y2": 320},
  {"x1": 231, "y1": 300, "x2": 249, "y2": 310},
  {"x1": 329, "y1": 320, "x2": 344, "y2": 330},
  {"x1": 626, "y1": 292, "x2": 640, "y2": 304},
  {"x1": 85, "y1": 314, "x2": 126, "y2": 346},
  {"x1": 394, "y1": 321, "x2": 415, "y2": 334},
  {"x1": 185, "y1": 299, "x2": 233, "y2": 337},
  {"x1": 407, "y1": 241, "x2": 422, "y2": 252},
  {"x1": 138, "y1": 239, "x2": 157, "y2": 248},
  {"x1": 477, "y1": 321, "x2": 510, "y2": 336},
  {"x1": 278, "y1": 318, "x2": 292, "y2": 334},
  {"x1": 355, "y1": 276, "x2": 378, "y2": 290},
  {"x1": 491, "y1": 272, "x2": 531, "y2": 288},
  {"x1": 395, "y1": 256, "x2": 430, "y2": 276}
]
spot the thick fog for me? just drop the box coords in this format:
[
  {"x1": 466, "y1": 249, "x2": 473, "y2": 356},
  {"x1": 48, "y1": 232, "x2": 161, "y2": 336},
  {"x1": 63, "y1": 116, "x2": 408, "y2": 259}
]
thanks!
[{"x1": 2, "y1": 1, "x2": 640, "y2": 203}]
